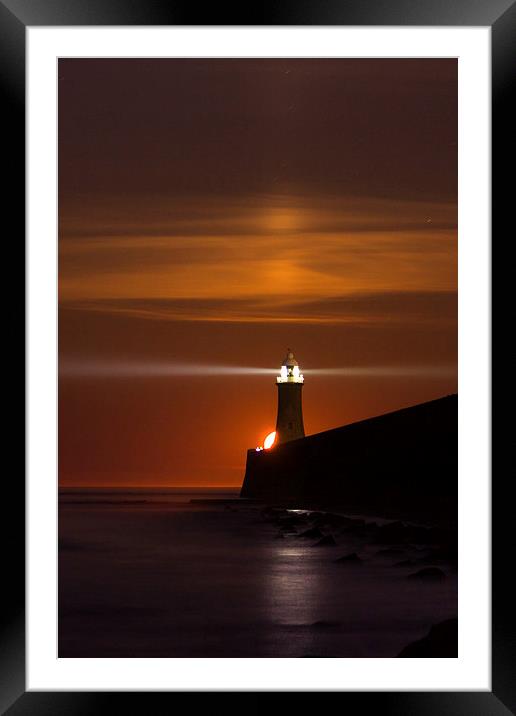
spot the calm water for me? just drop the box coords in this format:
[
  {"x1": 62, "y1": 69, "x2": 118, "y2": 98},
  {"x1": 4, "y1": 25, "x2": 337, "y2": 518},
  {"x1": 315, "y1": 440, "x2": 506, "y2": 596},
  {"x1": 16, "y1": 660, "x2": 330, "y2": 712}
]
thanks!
[{"x1": 59, "y1": 488, "x2": 457, "y2": 657}]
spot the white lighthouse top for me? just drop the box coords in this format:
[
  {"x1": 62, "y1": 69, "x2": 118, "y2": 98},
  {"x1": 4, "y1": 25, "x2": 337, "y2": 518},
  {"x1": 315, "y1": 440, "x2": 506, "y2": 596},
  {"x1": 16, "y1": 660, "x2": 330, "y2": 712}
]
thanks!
[{"x1": 277, "y1": 348, "x2": 304, "y2": 383}]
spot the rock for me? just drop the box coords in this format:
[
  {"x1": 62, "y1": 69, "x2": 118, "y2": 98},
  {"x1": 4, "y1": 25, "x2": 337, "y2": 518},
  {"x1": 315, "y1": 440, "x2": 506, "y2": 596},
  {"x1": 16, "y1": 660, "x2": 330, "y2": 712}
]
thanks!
[
  {"x1": 398, "y1": 618, "x2": 458, "y2": 657},
  {"x1": 376, "y1": 547, "x2": 406, "y2": 557},
  {"x1": 374, "y1": 521, "x2": 410, "y2": 544},
  {"x1": 418, "y1": 545, "x2": 458, "y2": 565},
  {"x1": 279, "y1": 514, "x2": 307, "y2": 528},
  {"x1": 310, "y1": 620, "x2": 341, "y2": 630},
  {"x1": 313, "y1": 534, "x2": 337, "y2": 547},
  {"x1": 306, "y1": 512, "x2": 326, "y2": 524},
  {"x1": 279, "y1": 524, "x2": 297, "y2": 534},
  {"x1": 335, "y1": 552, "x2": 362, "y2": 564},
  {"x1": 340, "y1": 521, "x2": 371, "y2": 536},
  {"x1": 322, "y1": 513, "x2": 362, "y2": 528},
  {"x1": 407, "y1": 567, "x2": 446, "y2": 581},
  {"x1": 408, "y1": 527, "x2": 429, "y2": 543},
  {"x1": 297, "y1": 527, "x2": 324, "y2": 540}
]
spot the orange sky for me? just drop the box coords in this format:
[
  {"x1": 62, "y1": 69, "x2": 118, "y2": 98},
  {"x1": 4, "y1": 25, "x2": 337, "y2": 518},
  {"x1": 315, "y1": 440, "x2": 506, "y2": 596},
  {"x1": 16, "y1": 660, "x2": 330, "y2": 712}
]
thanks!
[{"x1": 58, "y1": 59, "x2": 457, "y2": 487}]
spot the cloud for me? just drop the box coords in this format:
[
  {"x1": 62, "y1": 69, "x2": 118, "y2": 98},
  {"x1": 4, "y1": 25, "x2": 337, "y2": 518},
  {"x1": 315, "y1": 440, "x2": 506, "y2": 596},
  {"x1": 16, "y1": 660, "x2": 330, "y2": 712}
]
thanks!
[
  {"x1": 61, "y1": 290, "x2": 457, "y2": 326},
  {"x1": 59, "y1": 192, "x2": 456, "y2": 310},
  {"x1": 59, "y1": 193, "x2": 456, "y2": 242}
]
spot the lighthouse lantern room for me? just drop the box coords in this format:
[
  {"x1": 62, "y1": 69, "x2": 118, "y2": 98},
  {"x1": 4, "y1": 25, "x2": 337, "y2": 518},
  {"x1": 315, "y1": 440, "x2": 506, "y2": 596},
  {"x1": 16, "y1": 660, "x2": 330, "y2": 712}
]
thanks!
[{"x1": 275, "y1": 349, "x2": 305, "y2": 444}]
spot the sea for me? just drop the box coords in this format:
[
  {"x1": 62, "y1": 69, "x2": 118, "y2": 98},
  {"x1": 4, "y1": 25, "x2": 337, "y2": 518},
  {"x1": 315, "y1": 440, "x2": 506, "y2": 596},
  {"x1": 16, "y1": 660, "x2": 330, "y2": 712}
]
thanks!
[{"x1": 58, "y1": 488, "x2": 457, "y2": 658}]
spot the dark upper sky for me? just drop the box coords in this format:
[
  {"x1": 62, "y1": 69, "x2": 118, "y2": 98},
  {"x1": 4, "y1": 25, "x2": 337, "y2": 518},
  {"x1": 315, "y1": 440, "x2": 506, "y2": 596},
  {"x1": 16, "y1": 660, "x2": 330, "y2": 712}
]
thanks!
[
  {"x1": 58, "y1": 58, "x2": 457, "y2": 487},
  {"x1": 59, "y1": 59, "x2": 457, "y2": 203}
]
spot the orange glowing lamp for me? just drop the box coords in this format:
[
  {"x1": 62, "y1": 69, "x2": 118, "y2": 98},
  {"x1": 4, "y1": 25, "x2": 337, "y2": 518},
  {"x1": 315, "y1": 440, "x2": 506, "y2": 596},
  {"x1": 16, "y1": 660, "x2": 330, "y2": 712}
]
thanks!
[{"x1": 263, "y1": 431, "x2": 277, "y2": 450}]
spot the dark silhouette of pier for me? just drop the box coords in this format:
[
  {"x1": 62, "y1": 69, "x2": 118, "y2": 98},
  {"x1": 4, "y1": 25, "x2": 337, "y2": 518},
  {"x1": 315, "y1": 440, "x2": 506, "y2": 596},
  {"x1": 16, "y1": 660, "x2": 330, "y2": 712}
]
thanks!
[{"x1": 241, "y1": 394, "x2": 457, "y2": 524}]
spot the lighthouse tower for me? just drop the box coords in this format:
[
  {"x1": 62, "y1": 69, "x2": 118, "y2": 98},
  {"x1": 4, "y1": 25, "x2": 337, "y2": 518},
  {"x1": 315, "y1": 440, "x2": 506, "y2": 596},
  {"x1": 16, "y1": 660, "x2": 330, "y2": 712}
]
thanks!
[{"x1": 275, "y1": 349, "x2": 305, "y2": 444}]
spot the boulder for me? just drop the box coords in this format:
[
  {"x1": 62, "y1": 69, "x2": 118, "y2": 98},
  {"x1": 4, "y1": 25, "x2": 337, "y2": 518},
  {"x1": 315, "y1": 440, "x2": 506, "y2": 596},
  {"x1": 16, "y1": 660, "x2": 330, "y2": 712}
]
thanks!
[
  {"x1": 335, "y1": 552, "x2": 362, "y2": 564},
  {"x1": 298, "y1": 527, "x2": 324, "y2": 540},
  {"x1": 313, "y1": 534, "x2": 337, "y2": 547},
  {"x1": 398, "y1": 618, "x2": 458, "y2": 657}
]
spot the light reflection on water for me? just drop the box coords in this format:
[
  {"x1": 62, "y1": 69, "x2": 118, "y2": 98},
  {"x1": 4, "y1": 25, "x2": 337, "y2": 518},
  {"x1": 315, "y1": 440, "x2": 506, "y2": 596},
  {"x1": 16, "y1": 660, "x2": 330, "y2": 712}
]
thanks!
[{"x1": 265, "y1": 543, "x2": 328, "y2": 628}]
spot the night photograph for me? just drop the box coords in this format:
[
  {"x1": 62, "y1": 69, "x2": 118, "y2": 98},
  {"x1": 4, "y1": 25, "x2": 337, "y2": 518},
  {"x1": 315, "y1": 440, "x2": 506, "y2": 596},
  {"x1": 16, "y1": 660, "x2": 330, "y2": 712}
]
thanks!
[{"x1": 58, "y1": 58, "x2": 458, "y2": 658}]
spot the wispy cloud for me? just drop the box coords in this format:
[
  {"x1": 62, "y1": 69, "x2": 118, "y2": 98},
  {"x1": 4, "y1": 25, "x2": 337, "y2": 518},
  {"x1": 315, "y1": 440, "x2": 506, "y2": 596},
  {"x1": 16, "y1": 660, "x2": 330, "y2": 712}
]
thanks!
[
  {"x1": 61, "y1": 290, "x2": 457, "y2": 326},
  {"x1": 60, "y1": 193, "x2": 456, "y2": 241},
  {"x1": 59, "y1": 193, "x2": 457, "y2": 315}
]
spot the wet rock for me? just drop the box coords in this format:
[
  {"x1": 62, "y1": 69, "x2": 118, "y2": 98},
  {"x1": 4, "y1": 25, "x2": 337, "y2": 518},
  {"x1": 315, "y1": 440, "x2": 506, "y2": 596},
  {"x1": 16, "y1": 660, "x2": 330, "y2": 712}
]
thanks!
[
  {"x1": 306, "y1": 511, "x2": 326, "y2": 523},
  {"x1": 315, "y1": 513, "x2": 362, "y2": 529},
  {"x1": 310, "y1": 620, "x2": 341, "y2": 630},
  {"x1": 409, "y1": 526, "x2": 444, "y2": 544},
  {"x1": 398, "y1": 618, "x2": 458, "y2": 657},
  {"x1": 279, "y1": 514, "x2": 308, "y2": 528},
  {"x1": 418, "y1": 545, "x2": 458, "y2": 565},
  {"x1": 375, "y1": 547, "x2": 406, "y2": 557},
  {"x1": 279, "y1": 524, "x2": 297, "y2": 534},
  {"x1": 374, "y1": 521, "x2": 412, "y2": 544},
  {"x1": 407, "y1": 567, "x2": 446, "y2": 581},
  {"x1": 340, "y1": 521, "x2": 371, "y2": 536},
  {"x1": 335, "y1": 552, "x2": 362, "y2": 564},
  {"x1": 297, "y1": 527, "x2": 324, "y2": 540},
  {"x1": 313, "y1": 534, "x2": 337, "y2": 547}
]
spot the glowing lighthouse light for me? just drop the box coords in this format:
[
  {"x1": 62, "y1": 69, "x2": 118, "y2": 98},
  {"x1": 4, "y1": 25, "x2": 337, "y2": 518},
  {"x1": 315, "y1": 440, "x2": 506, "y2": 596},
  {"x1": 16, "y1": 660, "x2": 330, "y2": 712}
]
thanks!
[
  {"x1": 277, "y1": 349, "x2": 304, "y2": 383},
  {"x1": 263, "y1": 431, "x2": 277, "y2": 450}
]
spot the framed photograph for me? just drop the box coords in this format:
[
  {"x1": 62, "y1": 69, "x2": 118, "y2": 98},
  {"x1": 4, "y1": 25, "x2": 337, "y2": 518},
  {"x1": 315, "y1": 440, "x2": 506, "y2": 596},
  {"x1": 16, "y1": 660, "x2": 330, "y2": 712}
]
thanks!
[{"x1": 4, "y1": 0, "x2": 508, "y2": 711}]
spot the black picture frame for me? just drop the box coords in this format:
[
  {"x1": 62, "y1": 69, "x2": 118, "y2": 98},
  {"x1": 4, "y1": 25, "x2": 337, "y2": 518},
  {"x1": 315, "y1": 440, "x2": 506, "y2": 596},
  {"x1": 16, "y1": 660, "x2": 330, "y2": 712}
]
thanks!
[{"x1": 3, "y1": 0, "x2": 507, "y2": 711}]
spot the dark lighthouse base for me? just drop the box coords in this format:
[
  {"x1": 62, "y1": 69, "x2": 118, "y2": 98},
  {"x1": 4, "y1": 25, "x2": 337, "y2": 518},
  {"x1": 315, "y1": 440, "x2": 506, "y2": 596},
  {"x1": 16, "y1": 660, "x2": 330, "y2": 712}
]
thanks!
[{"x1": 241, "y1": 394, "x2": 458, "y2": 523}]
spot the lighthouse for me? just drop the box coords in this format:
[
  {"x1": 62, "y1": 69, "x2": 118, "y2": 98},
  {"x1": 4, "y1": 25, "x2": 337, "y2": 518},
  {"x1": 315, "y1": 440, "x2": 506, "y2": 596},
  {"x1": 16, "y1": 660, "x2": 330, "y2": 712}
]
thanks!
[{"x1": 275, "y1": 349, "x2": 305, "y2": 444}]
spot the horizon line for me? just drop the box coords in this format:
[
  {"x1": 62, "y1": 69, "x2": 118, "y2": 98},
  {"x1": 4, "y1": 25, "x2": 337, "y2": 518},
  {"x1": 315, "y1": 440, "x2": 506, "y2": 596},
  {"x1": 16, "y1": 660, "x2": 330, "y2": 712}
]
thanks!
[{"x1": 58, "y1": 484, "x2": 241, "y2": 489}]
